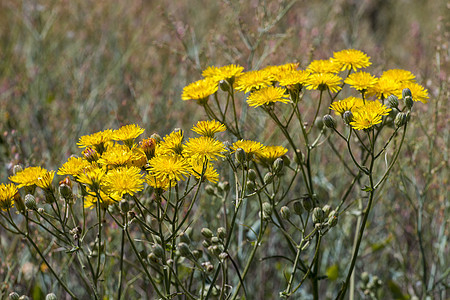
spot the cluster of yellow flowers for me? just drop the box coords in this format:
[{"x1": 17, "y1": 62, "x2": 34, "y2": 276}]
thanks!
[
  {"x1": 182, "y1": 49, "x2": 429, "y2": 131},
  {"x1": 0, "y1": 121, "x2": 288, "y2": 211}
]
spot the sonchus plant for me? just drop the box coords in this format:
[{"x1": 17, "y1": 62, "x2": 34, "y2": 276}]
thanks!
[{"x1": 0, "y1": 49, "x2": 428, "y2": 299}]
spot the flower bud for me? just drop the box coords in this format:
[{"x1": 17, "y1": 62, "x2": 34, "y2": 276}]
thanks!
[
  {"x1": 293, "y1": 201, "x2": 304, "y2": 215},
  {"x1": 248, "y1": 169, "x2": 257, "y2": 181},
  {"x1": 140, "y1": 137, "x2": 157, "y2": 159},
  {"x1": 119, "y1": 200, "x2": 130, "y2": 213},
  {"x1": 217, "y1": 227, "x2": 226, "y2": 240},
  {"x1": 402, "y1": 88, "x2": 412, "y2": 99},
  {"x1": 235, "y1": 148, "x2": 246, "y2": 164},
  {"x1": 179, "y1": 232, "x2": 191, "y2": 244},
  {"x1": 302, "y1": 195, "x2": 313, "y2": 212},
  {"x1": 361, "y1": 271, "x2": 370, "y2": 284},
  {"x1": 178, "y1": 242, "x2": 191, "y2": 257},
  {"x1": 192, "y1": 250, "x2": 203, "y2": 260},
  {"x1": 9, "y1": 292, "x2": 20, "y2": 300},
  {"x1": 45, "y1": 294, "x2": 57, "y2": 300},
  {"x1": 152, "y1": 244, "x2": 164, "y2": 258},
  {"x1": 59, "y1": 177, "x2": 73, "y2": 201},
  {"x1": 147, "y1": 252, "x2": 159, "y2": 264},
  {"x1": 219, "y1": 80, "x2": 230, "y2": 92},
  {"x1": 82, "y1": 147, "x2": 99, "y2": 163},
  {"x1": 315, "y1": 118, "x2": 324, "y2": 130},
  {"x1": 218, "y1": 181, "x2": 230, "y2": 192},
  {"x1": 323, "y1": 114, "x2": 336, "y2": 129},
  {"x1": 246, "y1": 180, "x2": 256, "y2": 191},
  {"x1": 201, "y1": 228, "x2": 213, "y2": 239},
  {"x1": 327, "y1": 210, "x2": 338, "y2": 227},
  {"x1": 294, "y1": 149, "x2": 303, "y2": 165},
  {"x1": 25, "y1": 194, "x2": 37, "y2": 211},
  {"x1": 262, "y1": 202, "x2": 272, "y2": 219},
  {"x1": 280, "y1": 206, "x2": 291, "y2": 220},
  {"x1": 273, "y1": 157, "x2": 284, "y2": 174},
  {"x1": 404, "y1": 96, "x2": 413, "y2": 110},
  {"x1": 18, "y1": 296, "x2": 29, "y2": 300},
  {"x1": 202, "y1": 240, "x2": 211, "y2": 248},
  {"x1": 343, "y1": 111, "x2": 353, "y2": 125},
  {"x1": 264, "y1": 172, "x2": 274, "y2": 184},
  {"x1": 282, "y1": 155, "x2": 291, "y2": 167},
  {"x1": 150, "y1": 133, "x2": 162, "y2": 143},
  {"x1": 14, "y1": 192, "x2": 26, "y2": 214},
  {"x1": 12, "y1": 165, "x2": 23, "y2": 175},
  {"x1": 395, "y1": 112, "x2": 408, "y2": 128},
  {"x1": 312, "y1": 207, "x2": 324, "y2": 224},
  {"x1": 205, "y1": 185, "x2": 215, "y2": 195},
  {"x1": 387, "y1": 94, "x2": 399, "y2": 108},
  {"x1": 37, "y1": 207, "x2": 45, "y2": 214},
  {"x1": 219, "y1": 252, "x2": 228, "y2": 260},
  {"x1": 322, "y1": 205, "x2": 332, "y2": 217},
  {"x1": 211, "y1": 236, "x2": 220, "y2": 244}
]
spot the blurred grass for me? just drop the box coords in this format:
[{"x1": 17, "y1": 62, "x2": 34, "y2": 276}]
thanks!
[{"x1": 0, "y1": 0, "x2": 448, "y2": 298}]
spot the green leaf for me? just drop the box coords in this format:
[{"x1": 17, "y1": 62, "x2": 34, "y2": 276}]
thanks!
[{"x1": 326, "y1": 264, "x2": 339, "y2": 281}]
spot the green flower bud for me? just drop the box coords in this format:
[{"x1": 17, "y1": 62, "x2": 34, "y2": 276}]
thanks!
[
  {"x1": 322, "y1": 205, "x2": 332, "y2": 217},
  {"x1": 262, "y1": 202, "x2": 273, "y2": 219},
  {"x1": 235, "y1": 148, "x2": 246, "y2": 164},
  {"x1": 323, "y1": 114, "x2": 336, "y2": 129},
  {"x1": 273, "y1": 157, "x2": 284, "y2": 174},
  {"x1": 152, "y1": 244, "x2": 164, "y2": 258},
  {"x1": 218, "y1": 181, "x2": 230, "y2": 192},
  {"x1": 217, "y1": 227, "x2": 226, "y2": 240},
  {"x1": 178, "y1": 242, "x2": 191, "y2": 257},
  {"x1": 294, "y1": 149, "x2": 303, "y2": 165},
  {"x1": 119, "y1": 200, "x2": 130, "y2": 213},
  {"x1": 9, "y1": 292, "x2": 20, "y2": 300},
  {"x1": 248, "y1": 169, "x2": 257, "y2": 181},
  {"x1": 282, "y1": 155, "x2": 291, "y2": 167},
  {"x1": 45, "y1": 294, "x2": 57, "y2": 300},
  {"x1": 312, "y1": 207, "x2": 325, "y2": 224},
  {"x1": 202, "y1": 240, "x2": 211, "y2": 247},
  {"x1": 192, "y1": 249, "x2": 203, "y2": 260},
  {"x1": 315, "y1": 118, "x2": 325, "y2": 130},
  {"x1": 205, "y1": 185, "x2": 215, "y2": 195},
  {"x1": 179, "y1": 232, "x2": 191, "y2": 244},
  {"x1": 395, "y1": 112, "x2": 408, "y2": 127},
  {"x1": 14, "y1": 193, "x2": 25, "y2": 214},
  {"x1": 24, "y1": 194, "x2": 37, "y2": 211},
  {"x1": 361, "y1": 271, "x2": 370, "y2": 284},
  {"x1": 402, "y1": 88, "x2": 412, "y2": 99},
  {"x1": 404, "y1": 96, "x2": 413, "y2": 110},
  {"x1": 147, "y1": 252, "x2": 159, "y2": 263},
  {"x1": 150, "y1": 133, "x2": 162, "y2": 143},
  {"x1": 18, "y1": 296, "x2": 29, "y2": 300},
  {"x1": 302, "y1": 195, "x2": 314, "y2": 212},
  {"x1": 387, "y1": 94, "x2": 399, "y2": 108},
  {"x1": 211, "y1": 236, "x2": 220, "y2": 244},
  {"x1": 219, "y1": 80, "x2": 230, "y2": 92},
  {"x1": 327, "y1": 210, "x2": 338, "y2": 227},
  {"x1": 293, "y1": 201, "x2": 304, "y2": 215},
  {"x1": 280, "y1": 206, "x2": 291, "y2": 220},
  {"x1": 264, "y1": 172, "x2": 274, "y2": 184},
  {"x1": 343, "y1": 111, "x2": 353, "y2": 125},
  {"x1": 201, "y1": 228, "x2": 213, "y2": 239},
  {"x1": 12, "y1": 165, "x2": 23, "y2": 175},
  {"x1": 209, "y1": 245, "x2": 222, "y2": 256},
  {"x1": 219, "y1": 252, "x2": 228, "y2": 260},
  {"x1": 246, "y1": 180, "x2": 256, "y2": 192}
]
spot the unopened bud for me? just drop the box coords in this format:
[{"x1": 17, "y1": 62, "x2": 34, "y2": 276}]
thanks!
[
  {"x1": 264, "y1": 172, "x2": 274, "y2": 184},
  {"x1": 343, "y1": 111, "x2": 353, "y2": 125},
  {"x1": 312, "y1": 207, "x2": 325, "y2": 224},
  {"x1": 25, "y1": 194, "x2": 37, "y2": 210},
  {"x1": 294, "y1": 149, "x2": 303, "y2": 165},
  {"x1": 395, "y1": 112, "x2": 408, "y2": 128},
  {"x1": 179, "y1": 232, "x2": 191, "y2": 244},
  {"x1": 119, "y1": 200, "x2": 130, "y2": 213},
  {"x1": 140, "y1": 137, "x2": 157, "y2": 159},
  {"x1": 211, "y1": 236, "x2": 220, "y2": 244},
  {"x1": 201, "y1": 228, "x2": 213, "y2": 239},
  {"x1": 219, "y1": 80, "x2": 230, "y2": 92},
  {"x1": 152, "y1": 244, "x2": 164, "y2": 258},
  {"x1": 218, "y1": 181, "x2": 230, "y2": 192},
  {"x1": 9, "y1": 292, "x2": 20, "y2": 300},
  {"x1": 205, "y1": 185, "x2": 215, "y2": 195},
  {"x1": 12, "y1": 165, "x2": 23, "y2": 175},
  {"x1": 14, "y1": 192, "x2": 25, "y2": 213},
  {"x1": 217, "y1": 227, "x2": 226, "y2": 240},
  {"x1": 202, "y1": 240, "x2": 211, "y2": 247},
  {"x1": 45, "y1": 293, "x2": 57, "y2": 300},
  {"x1": 18, "y1": 296, "x2": 29, "y2": 300},
  {"x1": 178, "y1": 242, "x2": 191, "y2": 257},
  {"x1": 361, "y1": 271, "x2": 370, "y2": 284},
  {"x1": 273, "y1": 157, "x2": 284, "y2": 174},
  {"x1": 322, "y1": 205, "x2": 332, "y2": 217},
  {"x1": 192, "y1": 250, "x2": 203, "y2": 260},
  {"x1": 302, "y1": 195, "x2": 313, "y2": 212},
  {"x1": 219, "y1": 252, "x2": 228, "y2": 260},
  {"x1": 404, "y1": 96, "x2": 413, "y2": 110},
  {"x1": 323, "y1": 114, "x2": 336, "y2": 129},
  {"x1": 262, "y1": 202, "x2": 273, "y2": 219},
  {"x1": 280, "y1": 206, "x2": 291, "y2": 220},
  {"x1": 246, "y1": 180, "x2": 256, "y2": 191},
  {"x1": 327, "y1": 210, "x2": 338, "y2": 227},
  {"x1": 402, "y1": 88, "x2": 412, "y2": 99},
  {"x1": 248, "y1": 169, "x2": 257, "y2": 181},
  {"x1": 147, "y1": 253, "x2": 159, "y2": 263},
  {"x1": 59, "y1": 177, "x2": 73, "y2": 201},
  {"x1": 387, "y1": 94, "x2": 399, "y2": 108},
  {"x1": 37, "y1": 207, "x2": 45, "y2": 214},
  {"x1": 150, "y1": 133, "x2": 162, "y2": 143},
  {"x1": 235, "y1": 148, "x2": 246, "y2": 164},
  {"x1": 82, "y1": 147, "x2": 99, "y2": 163},
  {"x1": 293, "y1": 201, "x2": 304, "y2": 215}
]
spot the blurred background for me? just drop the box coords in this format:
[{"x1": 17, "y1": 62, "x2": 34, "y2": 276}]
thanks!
[{"x1": 0, "y1": 0, "x2": 448, "y2": 298}]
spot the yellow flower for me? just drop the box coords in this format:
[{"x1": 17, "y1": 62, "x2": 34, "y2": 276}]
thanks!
[
  {"x1": 0, "y1": 183, "x2": 17, "y2": 211},
  {"x1": 247, "y1": 86, "x2": 290, "y2": 107},
  {"x1": 98, "y1": 144, "x2": 146, "y2": 168},
  {"x1": 234, "y1": 70, "x2": 272, "y2": 93},
  {"x1": 350, "y1": 101, "x2": 391, "y2": 130},
  {"x1": 112, "y1": 124, "x2": 145, "y2": 146},
  {"x1": 183, "y1": 136, "x2": 226, "y2": 161},
  {"x1": 83, "y1": 188, "x2": 119, "y2": 209},
  {"x1": 181, "y1": 78, "x2": 218, "y2": 102},
  {"x1": 332, "y1": 49, "x2": 371, "y2": 71},
  {"x1": 366, "y1": 76, "x2": 401, "y2": 99},
  {"x1": 277, "y1": 70, "x2": 311, "y2": 87},
  {"x1": 146, "y1": 175, "x2": 175, "y2": 191},
  {"x1": 148, "y1": 155, "x2": 191, "y2": 182},
  {"x1": 344, "y1": 71, "x2": 378, "y2": 92},
  {"x1": 306, "y1": 73, "x2": 342, "y2": 93},
  {"x1": 202, "y1": 64, "x2": 244, "y2": 82},
  {"x1": 192, "y1": 120, "x2": 226, "y2": 137},
  {"x1": 9, "y1": 166, "x2": 48, "y2": 188},
  {"x1": 256, "y1": 145, "x2": 288, "y2": 165},
  {"x1": 232, "y1": 140, "x2": 265, "y2": 158},
  {"x1": 399, "y1": 82, "x2": 429, "y2": 103},
  {"x1": 36, "y1": 170, "x2": 56, "y2": 190},
  {"x1": 156, "y1": 130, "x2": 184, "y2": 156},
  {"x1": 330, "y1": 97, "x2": 364, "y2": 115},
  {"x1": 381, "y1": 69, "x2": 415, "y2": 84},
  {"x1": 77, "y1": 167, "x2": 106, "y2": 192},
  {"x1": 77, "y1": 129, "x2": 113, "y2": 154},
  {"x1": 58, "y1": 157, "x2": 91, "y2": 178},
  {"x1": 102, "y1": 166, "x2": 144, "y2": 198},
  {"x1": 190, "y1": 159, "x2": 219, "y2": 183},
  {"x1": 307, "y1": 59, "x2": 341, "y2": 73},
  {"x1": 262, "y1": 63, "x2": 300, "y2": 81}
]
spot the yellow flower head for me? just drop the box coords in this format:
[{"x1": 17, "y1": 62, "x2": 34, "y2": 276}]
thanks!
[
  {"x1": 399, "y1": 82, "x2": 429, "y2": 103},
  {"x1": 112, "y1": 124, "x2": 145, "y2": 146},
  {"x1": 330, "y1": 97, "x2": 364, "y2": 115},
  {"x1": 307, "y1": 59, "x2": 341, "y2": 74},
  {"x1": 190, "y1": 159, "x2": 219, "y2": 183},
  {"x1": 366, "y1": 76, "x2": 401, "y2": 99},
  {"x1": 36, "y1": 170, "x2": 56, "y2": 190},
  {"x1": 148, "y1": 155, "x2": 191, "y2": 182},
  {"x1": 306, "y1": 73, "x2": 342, "y2": 93},
  {"x1": 77, "y1": 167, "x2": 106, "y2": 192},
  {"x1": 332, "y1": 49, "x2": 371, "y2": 71},
  {"x1": 277, "y1": 70, "x2": 311, "y2": 87},
  {"x1": 234, "y1": 70, "x2": 272, "y2": 93},
  {"x1": 350, "y1": 101, "x2": 391, "y2": 130},
  {"x1": 192, "y1": 120, "x2": 226, "y2": 138},
  {"x1": 344, "y1": 71, "x2": 378, "y2": 92},
  {"x1": 247, "y1": 86, "x2": 289, "y2": 107},
  {"x1": 382, "y1": 69, "x2": 415, "y2": 84},
  {"x1": 102, "y1": 166, "x2": 144, "y2": 198},
  {"x1": 156, "y1": 130, "x2": 184, "y2": 156},
  {"x1": 183, "y1": 136, "x2": 226, "y2": 161},
  {"x1": 98, "y1": 144, "x2": 146, "y2": 168},
  {"x1": 0, "y1": 183, "x2": 17, "y2": 211},
  {"x1": 83, "y1": 188, "x2": 119, "y2": 209},
  {"x1": 232, "y1": 140, "x2": 265, "y2": 159},
  {"x1": 145, "y1": 174, "x2": 175, "y2": 191},
  {"x1": 58, "y1": 157, "x2": 91, "y2": 178},
  {"x1": 181, "y1": 78, "x2": 218, "y2": 102},
  {"x1": 9, "y1": 166, "x2": 48, "y2": 188},
  {"x1": 263, "y1": 63, "x2": 299, "y2": 81},
  {"x1": 202, "y1": 64, "x2": 244, "y2": 82},
  {"x1": 256, "y1": 145, "x2": 288, "y2": 165},
  {"x1": 77, "y1": 129, "x2": 113, "y2": 154}
]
